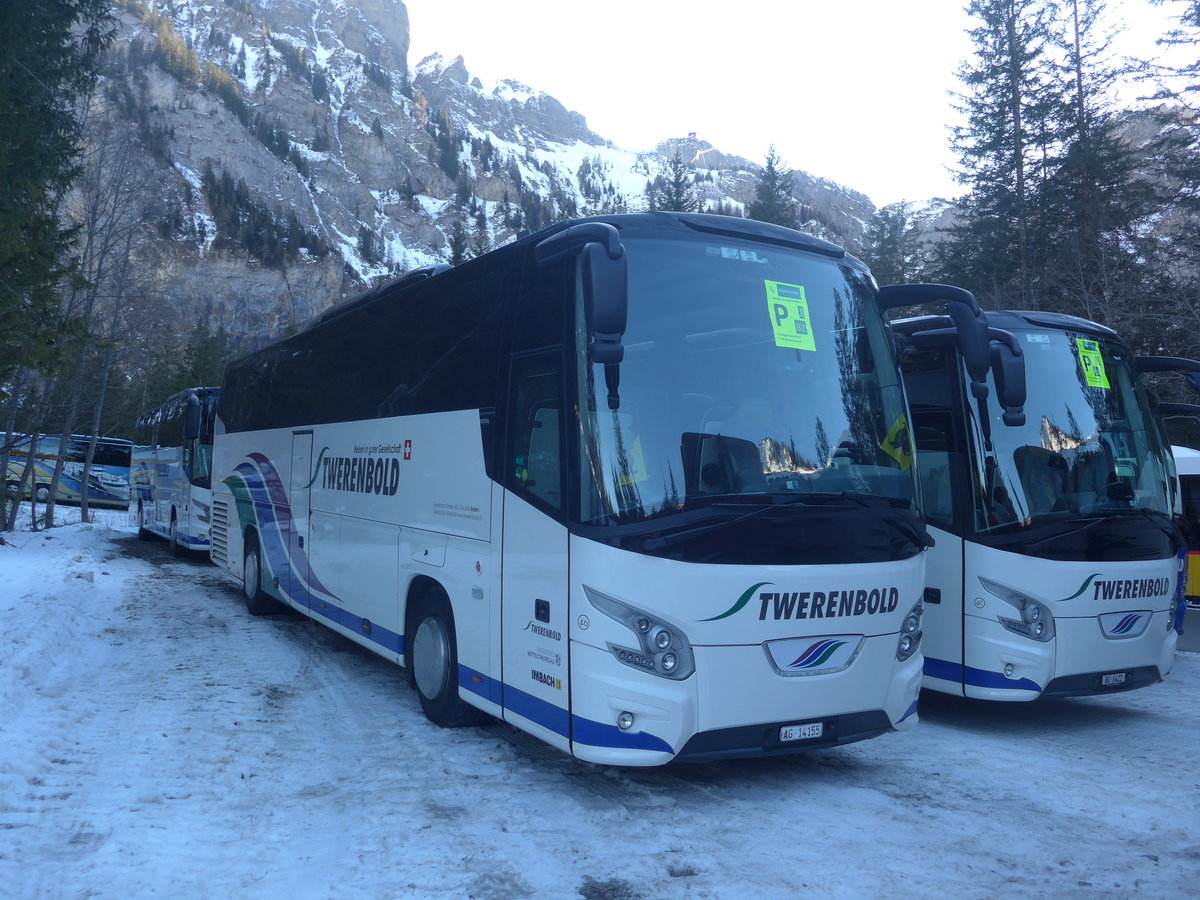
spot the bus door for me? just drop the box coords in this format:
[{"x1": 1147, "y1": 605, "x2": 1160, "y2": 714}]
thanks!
[
  {"x1": 288, "y1": 431, "x2": 314, "y2": 609},
  {"x1": 500, "y1": 353, "x2": 572, "y2": 752},
  {"x1": 911, "y1": 405, "x2": 968, "y2": 694}
]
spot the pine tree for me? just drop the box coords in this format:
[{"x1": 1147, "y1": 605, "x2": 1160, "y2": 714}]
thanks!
[
  {"x1": 863, "y1": 202, "x2": 924, "y2": 286},
  {"x1": 446, "y1": 220, "x2": 470, "y2": 265},
  {"x1": 0, "y1": 0, "x2": 115, "y2": 381},
  {"x1": 645, "y1": 153, "x2": 698, "y2": 212},
  {"x1": 939, "y1": 0, "x2": 1060, "y2": 306},
  {"x1": 472, "y1": 211, "x2": 491, "y2": 258},
  {"x1": 746, "y1": 146, "x2": 798, "y2": 228},
  {"x1": 1038, "y1": 0, "x2": 1153, "y2": 322}
]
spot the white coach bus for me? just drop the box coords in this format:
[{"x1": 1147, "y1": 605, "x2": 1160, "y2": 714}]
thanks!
[
  {"x1": 133, "y1": 387, "x2": 220, "y2": 554},
  {"x1": 893, "y1": 306, "x2": 1189, "y2": 700},
  {"x1": 210, "y1": 213, "x2": 935, "y2": 765}
]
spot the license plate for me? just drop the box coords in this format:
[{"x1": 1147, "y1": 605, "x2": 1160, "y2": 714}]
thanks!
[
  {"x1": 1101, "y1": 672, "x2": 1127, "y2": 687},
  {"x1": 780, "y1": 722, "x2": 824, "y2": 742}
]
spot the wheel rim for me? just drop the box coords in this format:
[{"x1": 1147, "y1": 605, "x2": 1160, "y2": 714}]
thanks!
[
  {"x1": 35, "y1": 486, "x2": 49, "y2": 502},
  {"x1": 413, "y1": 616, "x2": 450, "y2": 700},
  {"x1": 244, "y1": 549, "x2": 259, "y2": 600}
]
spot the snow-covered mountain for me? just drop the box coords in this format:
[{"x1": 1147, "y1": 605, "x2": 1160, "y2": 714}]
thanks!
[{"x1": 100, "y1": 0, "x2": 876, "y2": 343}]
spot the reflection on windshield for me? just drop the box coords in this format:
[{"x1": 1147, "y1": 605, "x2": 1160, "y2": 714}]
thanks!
[
  {"x1": 575, "y1": 236, "x2": 917, "y2": 541},
  {"x1": 972, "y1": 330, "x2": 1172, "y2": 530}
]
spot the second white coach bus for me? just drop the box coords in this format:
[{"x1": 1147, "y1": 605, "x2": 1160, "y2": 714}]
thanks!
[
  {"x1": 133, "y1": 387, "x2": 220, "y2": 554},
  {"x1": 894, "y1": 307, "x2": 1188, "y2": 700},
  {"x1": 210, "y1": 213, "x2": 935, "y2": 765}
]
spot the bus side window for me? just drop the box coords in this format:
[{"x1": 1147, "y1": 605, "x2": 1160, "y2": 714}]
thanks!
[
  {"x1": 509, "y1": 355, "x2": 563, "y2": 514},
  {"x1": 525, "y1": 406, "x2": 561, "y2": 507}
]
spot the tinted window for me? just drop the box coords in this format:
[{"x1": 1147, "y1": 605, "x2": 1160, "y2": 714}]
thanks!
[{"x1": 222, "y1": 253, "x2": 515, "y2": 433}]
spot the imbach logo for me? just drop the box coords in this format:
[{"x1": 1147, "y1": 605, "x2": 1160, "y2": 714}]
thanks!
[{"x1": 700, "y1": 582, "x2": 900, "y2": 622}]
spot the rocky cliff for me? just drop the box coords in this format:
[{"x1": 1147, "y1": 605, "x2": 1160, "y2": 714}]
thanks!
[{"x1": 96, "y1": 0, "x2": 880, "y2": 346}]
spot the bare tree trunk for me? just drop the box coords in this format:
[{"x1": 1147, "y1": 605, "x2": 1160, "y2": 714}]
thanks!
[{"x1": 44, "y1": 98, "x2": 146, "y2": 526}]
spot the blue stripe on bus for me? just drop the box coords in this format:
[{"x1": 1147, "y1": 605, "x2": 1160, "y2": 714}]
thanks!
[
  {"x1": 459, "y1": 665, "x2": 673, "y2": 754},
  {"x1": 900, "y1": 698, "x2": 919, "y2": 722},
  {"x1": 459, "y1": 663, "x2": 503, "y2": 704},
  {"x1": 924, "y1": 656, "x2": 1042, "y2": 692},
  {"x1": 570, "y1": 714, "x2": 674, "y2": 754},
  {"x1": 502, "y1": 681, "x2": 571, "y2": 736}
]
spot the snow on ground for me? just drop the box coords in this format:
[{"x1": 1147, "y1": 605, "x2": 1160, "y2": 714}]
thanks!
[{"x1": 1, "y1": 513, "x2": 1198, "y2": 899}]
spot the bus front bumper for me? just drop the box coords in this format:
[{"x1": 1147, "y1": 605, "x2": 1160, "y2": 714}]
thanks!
[{"x1": 568, "y1": 636, "x2": 921, "y2": 766}]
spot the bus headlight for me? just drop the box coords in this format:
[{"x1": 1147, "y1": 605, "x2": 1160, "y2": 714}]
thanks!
[
  {"x1": 896, "y1": 599, "x2": 923, "y2": 662},
  {"x1": 584, "y1": 586, "x2": 696, "y2": 680},
  {"x1": 981, "y1": 577, "x2": 1055, "y2": 643}
]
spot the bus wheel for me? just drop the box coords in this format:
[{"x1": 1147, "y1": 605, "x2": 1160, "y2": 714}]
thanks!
[
  {"x1": 242, "y1": 536, "x2": 279, "y2": 616},
  {"x1": 4, "y1": 481, "x2": 19, "y2": 498},
  {"x1": 168, "y1": 514, "x2": 184, "y2": 557},
  {"x1": 411, "y1": 587, "x2": 481, "y2": 728},
  {"x1": 136, "y1": 503, "x2": 152, "y2": 541},
  {"x1": 33, "y1": 484, "x2": 50, "y2": 503}
]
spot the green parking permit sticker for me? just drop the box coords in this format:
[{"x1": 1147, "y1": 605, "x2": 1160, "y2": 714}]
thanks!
[
  {"x1": 1076, "y1": 338, "x2": 1110, "y2": 389},
  {"x1": 765, "y1": 281, "x2": 816, "y2": 351}
]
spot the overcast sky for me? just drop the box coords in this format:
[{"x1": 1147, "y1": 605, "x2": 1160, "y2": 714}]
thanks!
[{"x1": 402, "y1": 0, "x2": 1186, "y2": 208}]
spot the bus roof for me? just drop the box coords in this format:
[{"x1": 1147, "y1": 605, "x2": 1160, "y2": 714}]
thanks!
[{"x1": 893, "y1": 309, "x2": 1120, "y2": 341}]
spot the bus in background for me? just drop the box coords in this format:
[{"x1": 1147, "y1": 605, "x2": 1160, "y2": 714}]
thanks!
[
  {"x1": 4, "y1": 433, "x2": 133, "y2": 509},
  {"x1": 132, "y1": 387, "x2": 219, "y2": 555},
  {"x1": 210, "y1": 213, "x2": 939, "y2": 766},
  {"x1": 1171, "y1": 444, "x2": 1200, "y2": 649},
  {"x1": 894, "y1": 306, "x2": 1188, "y2": 699}
]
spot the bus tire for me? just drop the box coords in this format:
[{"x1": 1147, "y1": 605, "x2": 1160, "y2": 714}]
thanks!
[
  {"x1": 168, "y1": 513, "x2": 184, "y2": 557},
  {"x1": 136, "y1": 502, "x2": 152, "y2": 541},
  {"x1": 4, "y1": 481, "x2": 19, "y2": 499},
  {"x1": 242, "y1": 536, "x2": 279, "y2": 616},
  {"x1": 34, "y1": 484, "x2": 50, "y2": 503},
  {"x1": 410, "y1": 587, "x2": 481, "y2": 728}
]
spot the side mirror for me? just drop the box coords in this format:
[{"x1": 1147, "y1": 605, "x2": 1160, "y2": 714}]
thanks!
[
  {"x1": 1134, "y1": 356, "x2": 1200, "y2": 375},
  {"x1": 946, "y1": 299, "x2": 990, "y2": 396},
  {"x1": 1158, "y1": 402, "x2": 1200, "y2": 418},
  {"x1": 582, "y1": 240, "x2": 627, "y2": 365},
  {"x1": 876, "y1": 283, "x2": 981, "y2": 314},
  {"x1": 877, "y1": 283, "x2": 991, "y2": 398},
  {"x1": 184, "y1": 392, "x2": 202, "y2": 442},
  {"x1": 536, "y1": 222, "x2": 628, "y2": 365},
  {"x1": 990, "y1": 334, "x2": 1026, "y2": 426}
]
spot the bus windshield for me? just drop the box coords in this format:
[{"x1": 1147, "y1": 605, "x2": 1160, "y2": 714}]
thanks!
[
  {"x1": 573, "y1": 235, "x2": 920, "y2": 563},
  {"x1": 971, "y1": 328, "x2": 1174, "y2": 533}
]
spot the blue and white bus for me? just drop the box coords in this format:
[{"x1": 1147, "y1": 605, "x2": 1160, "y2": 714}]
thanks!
[
  {"x1": 894, "y1": 307, "x2": 1187, "y2": 699},
  {"x1": 132, "y1": 387, "x2": 219, "y2": 555},
  {"x1": 210, "y1": 213, "x2": 932, "y2": 765},
  {"x1": 4, "y1": 433, "x2": 133, "y2": 509}
]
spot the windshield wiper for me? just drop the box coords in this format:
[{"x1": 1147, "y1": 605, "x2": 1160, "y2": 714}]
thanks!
[
  {"x1": 1021, "y1": 508, "x2": 1180, "y2": 551},
  {"x1": 639, "y1": 503, "x2": 786, "y2": 552},
  {"x1": 640, "y1": 492, "x2": 933, "y2": 552}
]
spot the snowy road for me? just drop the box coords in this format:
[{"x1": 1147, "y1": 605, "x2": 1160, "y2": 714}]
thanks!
[{"x1": 1, "y1": 520, "x2": 1197, "y2": 898}]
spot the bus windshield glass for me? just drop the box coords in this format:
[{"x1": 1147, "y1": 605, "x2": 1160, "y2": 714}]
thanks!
[
  {"x1": 970, "y1": 329, "x2": 1174, "y2": 533},
  {"x1": 574, "y1": 235, "x2": 919, "y2": 562}
]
